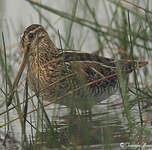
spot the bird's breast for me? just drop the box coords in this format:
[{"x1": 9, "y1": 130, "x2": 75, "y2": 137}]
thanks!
[{"x1": 27, "y1": 57, "x2": 60, "y2": 94}]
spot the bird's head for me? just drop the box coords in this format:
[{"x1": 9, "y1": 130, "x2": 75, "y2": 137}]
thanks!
[{"x1": 21, "y1": 24, "x2": 51, "y2": 56}]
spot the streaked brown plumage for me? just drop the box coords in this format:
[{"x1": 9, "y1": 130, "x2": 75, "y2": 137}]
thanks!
[{"x1": 8, "y1": 24, "x2": 148, "y2": 109}]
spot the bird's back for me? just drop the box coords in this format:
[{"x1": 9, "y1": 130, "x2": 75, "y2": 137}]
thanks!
[{"x1": 27, "y1": 49, "x2": 146, "y2": 109}]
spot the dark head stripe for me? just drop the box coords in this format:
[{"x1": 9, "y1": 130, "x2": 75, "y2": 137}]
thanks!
[
  {"x1": 25, "y1": 24, "x2": 42, "y2": 36},
  {"x1": 22, "y1": 24, "x2": 43, "y2": 42}
]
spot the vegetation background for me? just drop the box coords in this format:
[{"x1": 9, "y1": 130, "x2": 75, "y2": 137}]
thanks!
[{"x1": 0, "y1": 0, "x2": 151, "y2": 149}]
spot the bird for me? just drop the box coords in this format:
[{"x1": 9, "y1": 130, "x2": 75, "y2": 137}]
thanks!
[{"x1": 8, "y1": 24, "x2": 148, "y2": 110}]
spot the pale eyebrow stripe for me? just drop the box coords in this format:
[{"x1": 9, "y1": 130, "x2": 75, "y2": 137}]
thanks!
[{"x1": 22, "y1": 25, "x2": 42, "y2": 41}]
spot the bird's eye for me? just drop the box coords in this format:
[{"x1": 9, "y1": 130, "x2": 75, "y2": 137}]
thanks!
[{"x1": 28, "y1": 33, "x2": 34, "y2": 39}]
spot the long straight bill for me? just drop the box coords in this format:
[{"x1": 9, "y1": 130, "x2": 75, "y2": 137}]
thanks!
[{"x1": 7, "y1": 51, "x2": 28, "y2": 106}]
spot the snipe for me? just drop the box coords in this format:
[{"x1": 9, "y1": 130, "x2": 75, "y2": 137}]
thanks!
[{"x1": 8, "y1": 24, "x2": 148, "y2": 109}]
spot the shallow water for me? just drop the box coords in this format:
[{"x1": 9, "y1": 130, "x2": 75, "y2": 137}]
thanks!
[{"x1": 0, "y1": 0, "x2": 152, "y2": 149}]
